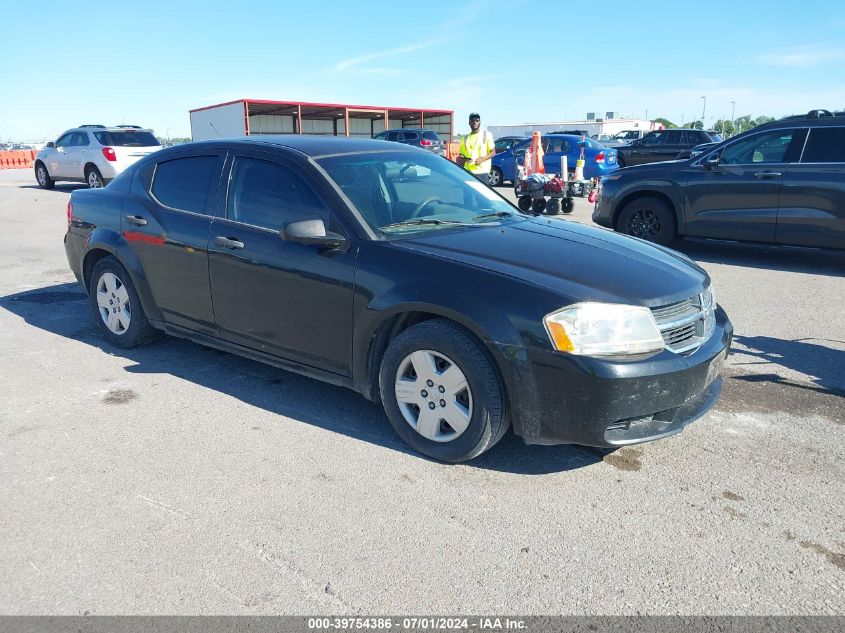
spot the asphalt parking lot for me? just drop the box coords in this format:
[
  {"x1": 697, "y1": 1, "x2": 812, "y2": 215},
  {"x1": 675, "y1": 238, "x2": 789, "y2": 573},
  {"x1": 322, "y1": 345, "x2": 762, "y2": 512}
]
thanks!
[{"x1": 0, "y1": 167, "x2": 843, "y2": 615}]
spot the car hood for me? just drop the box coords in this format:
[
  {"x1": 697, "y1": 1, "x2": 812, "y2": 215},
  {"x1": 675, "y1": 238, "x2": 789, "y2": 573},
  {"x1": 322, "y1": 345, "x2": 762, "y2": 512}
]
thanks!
[{"x1": 394, "y1": 217, "x2": 708, "y2": 307}]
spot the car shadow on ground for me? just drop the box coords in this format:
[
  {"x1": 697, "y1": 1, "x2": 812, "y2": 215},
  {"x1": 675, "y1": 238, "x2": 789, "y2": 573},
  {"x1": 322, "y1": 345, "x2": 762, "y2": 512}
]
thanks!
[
  {"x1": 673, "y1": 239, "x2": 845, "y2": 277},
  {"x1": 1, "y1": 283, "x2": 603, "y2": 475},
  {"x1": 731, "y1": 334, "x2": 845, "y2": 395},
  {"x1": 18, "y1": 183, "x2": 87, "y2": 193}
]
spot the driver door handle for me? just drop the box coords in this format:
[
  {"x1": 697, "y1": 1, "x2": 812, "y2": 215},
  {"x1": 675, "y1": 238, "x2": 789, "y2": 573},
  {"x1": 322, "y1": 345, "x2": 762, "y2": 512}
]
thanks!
[
  {"x1": 754, "y1": 171, "x2": 782, "y2": 179},
  {"x1": 214, "y1": 236, "x2": 245, "y2": 250}
]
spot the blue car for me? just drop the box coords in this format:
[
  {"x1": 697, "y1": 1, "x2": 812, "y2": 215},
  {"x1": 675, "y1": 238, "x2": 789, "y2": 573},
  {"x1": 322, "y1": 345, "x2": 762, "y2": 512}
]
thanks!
[{"x1": 489, "y1": 134, "x2": 619, "y2": 186}]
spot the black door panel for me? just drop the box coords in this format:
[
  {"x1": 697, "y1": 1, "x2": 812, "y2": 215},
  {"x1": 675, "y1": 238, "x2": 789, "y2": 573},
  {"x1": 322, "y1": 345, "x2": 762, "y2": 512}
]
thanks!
[
  {"x1": 121, "y1": 152, "x2": 225, "y2": 333},
  {"x1": 208, "y1": 152, "x2": 356, "y2": 376},
  {"x1": 778, "y1": 164, "x2": 845, "y2": 248}
]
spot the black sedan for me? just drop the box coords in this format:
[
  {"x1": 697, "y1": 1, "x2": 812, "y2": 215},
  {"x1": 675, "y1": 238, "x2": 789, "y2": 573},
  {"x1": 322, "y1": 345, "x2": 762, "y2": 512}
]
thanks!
[{"x1": 64, "y1": 136, "x2": 732, "y2": 462}]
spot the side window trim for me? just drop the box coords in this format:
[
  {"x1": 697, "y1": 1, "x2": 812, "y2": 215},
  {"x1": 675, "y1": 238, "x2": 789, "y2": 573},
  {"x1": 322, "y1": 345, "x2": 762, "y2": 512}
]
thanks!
[{"x1": 148, "y1": 151, "x2": 226, "y2": 217}]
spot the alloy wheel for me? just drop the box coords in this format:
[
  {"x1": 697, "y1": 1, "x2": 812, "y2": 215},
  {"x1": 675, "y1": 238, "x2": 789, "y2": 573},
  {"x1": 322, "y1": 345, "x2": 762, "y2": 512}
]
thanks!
[
  {"x1": 37, "y1": 166, "x2": 47, "y2": 186},
  {"x1": 88, "y1": 171, "x2": 103, "y2": 188},
  {"x1": 96, "y1": 272, "x2": 131, "y2": 335},
  {"x1": 394, "y1": 349, "x2": 473, "y2": 442},
  {"x1": 626, "y1": 208, "x2": 662, "y2": 241}
]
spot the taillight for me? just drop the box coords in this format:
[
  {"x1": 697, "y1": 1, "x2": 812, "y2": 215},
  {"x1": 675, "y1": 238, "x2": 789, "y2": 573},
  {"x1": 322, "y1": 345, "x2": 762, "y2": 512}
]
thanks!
[
  {"x1": 102, "y1": 147, "x2": 117, "y2": 161},
  {"x1": 595, "y1": 151, "x2": 605, "y2": 163},
  {"x1": 419, "y1": 139, "x2": 432, "y2": 147},
  {"x1": 67, "y1": 200, "x2": 73, "y2": 228}
]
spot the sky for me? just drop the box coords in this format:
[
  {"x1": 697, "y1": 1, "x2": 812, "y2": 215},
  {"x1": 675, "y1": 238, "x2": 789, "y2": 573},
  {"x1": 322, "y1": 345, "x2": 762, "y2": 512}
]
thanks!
[{"x1": 2, "y1": 0, "x2": 844, "y2": 141}]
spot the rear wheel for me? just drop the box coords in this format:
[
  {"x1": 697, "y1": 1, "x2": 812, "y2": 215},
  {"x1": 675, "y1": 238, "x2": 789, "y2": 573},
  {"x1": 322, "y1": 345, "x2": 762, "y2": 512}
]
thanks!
[
  {"x1": 89, "y1": 256, "x2": 159, "y2": 348},
  {"x1": 531, "y1": 198, "x2": 546, "y2": 214},
  {"x1": 617, "y1": 197, "x2": 676, "y2": 245},
  {"x1": 35, "y1": 162, "x2": 54, "y2": 189},
  {"x1": 379, "y1": 320, "x2": 508, "y2": 462},
  {"x1": 545, "y1": 198, "x2": 560, "y2": 215},
  {"x1": 86, "y1": 166, "x2": 104, "y2": 188},
  {"x1": 488, "y1": 166, "x2": 503, "y2": 187}
]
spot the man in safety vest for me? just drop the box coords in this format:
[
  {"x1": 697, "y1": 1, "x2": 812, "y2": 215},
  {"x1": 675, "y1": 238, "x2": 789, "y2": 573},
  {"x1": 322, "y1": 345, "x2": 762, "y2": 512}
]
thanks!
[{"x1": 458, "y1": 112, "x2": 496, "y2": 185}]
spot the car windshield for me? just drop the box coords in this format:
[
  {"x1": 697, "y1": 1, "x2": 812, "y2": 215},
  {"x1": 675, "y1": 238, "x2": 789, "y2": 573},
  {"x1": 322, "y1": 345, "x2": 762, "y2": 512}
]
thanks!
[
  {"x1": 93, "y1": 130, "x2": 159, "y2": 147},
  {"x1": 317, "y1": 150, "x2": 519, "y2": 236}
]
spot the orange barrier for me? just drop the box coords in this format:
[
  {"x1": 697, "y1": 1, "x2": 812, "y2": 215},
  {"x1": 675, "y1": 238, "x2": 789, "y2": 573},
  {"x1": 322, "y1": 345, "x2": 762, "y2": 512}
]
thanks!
[
  {"x1": 445, "y1": 141, "x2": 460, "y2": 162},
  {"x1": 0, "y1": 150, "x2": 38, "y2": 170}
]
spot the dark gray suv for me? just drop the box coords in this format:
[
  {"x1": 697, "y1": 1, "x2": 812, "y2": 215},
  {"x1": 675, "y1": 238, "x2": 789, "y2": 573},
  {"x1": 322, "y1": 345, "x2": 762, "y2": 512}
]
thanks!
[
  {"x1": 593, "y1": 110, "x2": 845, "y2": 250},
  {"x1": 373, "y1": 128, "x2": 444, "y2": 155}
]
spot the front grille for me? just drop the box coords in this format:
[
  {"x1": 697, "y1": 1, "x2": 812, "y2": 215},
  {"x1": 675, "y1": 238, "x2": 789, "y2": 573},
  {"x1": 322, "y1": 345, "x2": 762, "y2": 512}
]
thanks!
[{"x1": 651, "y1": 288, "x2": 715, "y2": 355}]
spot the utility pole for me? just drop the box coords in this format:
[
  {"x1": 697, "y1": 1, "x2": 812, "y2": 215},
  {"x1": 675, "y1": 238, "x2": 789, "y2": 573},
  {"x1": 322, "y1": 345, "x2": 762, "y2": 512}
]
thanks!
[
  {"x1": 730, "y1": 101, "x2": 736, "y2": 137},
  {"x1": 701, "y1": 96, "x2": 707, "y2": 128}
]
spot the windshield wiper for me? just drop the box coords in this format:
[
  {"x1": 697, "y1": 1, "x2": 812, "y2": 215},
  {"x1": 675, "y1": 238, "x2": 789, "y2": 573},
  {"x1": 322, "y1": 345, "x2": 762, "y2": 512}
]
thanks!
[
  {"x1": 472, "y1": 211, "x2": 514, "y2": 221},
  {"x1": 380, "y1": 218, "x2": 472, "y2": 230}
]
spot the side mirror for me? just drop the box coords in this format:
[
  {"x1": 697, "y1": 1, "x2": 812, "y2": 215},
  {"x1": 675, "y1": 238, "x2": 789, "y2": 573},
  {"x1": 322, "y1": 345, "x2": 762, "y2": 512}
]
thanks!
[
  {"x1": 46, "y1": 142, "x2": 55, "y2": 148},
  {"x1": 282, "y1": 219, "x2": 347, "y2": 249},
  {"x1": 703, "y1": 155, "x2": 720, "y2": 168}
]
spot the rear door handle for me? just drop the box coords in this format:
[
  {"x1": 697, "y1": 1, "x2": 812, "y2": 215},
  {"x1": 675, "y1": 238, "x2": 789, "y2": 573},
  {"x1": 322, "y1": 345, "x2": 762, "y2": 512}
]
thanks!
[
  {"x1": 125, "y1": 215, "x2": 148, "y2": 226},
  {"x1": 214, "y1": 236, "x2": 245, "y2": 250},
  {"x1": 754, "y1": 171, "x2": 782, "y2": 179}
]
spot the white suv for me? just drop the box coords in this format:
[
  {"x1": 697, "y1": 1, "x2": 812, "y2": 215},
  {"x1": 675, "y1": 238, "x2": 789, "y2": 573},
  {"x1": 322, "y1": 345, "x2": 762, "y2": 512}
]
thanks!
[{"x1": 34, "y1": 125, "x2": 162, "y2": 189}]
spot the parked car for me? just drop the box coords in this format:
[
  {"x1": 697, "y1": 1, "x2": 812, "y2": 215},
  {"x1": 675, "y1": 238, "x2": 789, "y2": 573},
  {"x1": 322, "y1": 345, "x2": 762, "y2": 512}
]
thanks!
[
  {"x1": 64, "y1": 135, "x2": 731, "y2": 462},
  {"x1": 373, "y1": 128, "x2": 444, "y2": 155},
  {"x1": 493, "y1": 135, "x2": 527, "y2": 154},
  {"x1": 490, "y1": 134, "x2": 618, "y2": 186},
  {"x1": 593, "y1": 109, "x2": 845, "y2": 249},
  {"x1": 601, "y1": 129, "x2": 651, "y2": 147},
  {"x1": 615, "y1": 129, "x2": 720, "y2": 167},
  {"x1": 35, "y1": 125, "x2": 161, "y2": 189}
]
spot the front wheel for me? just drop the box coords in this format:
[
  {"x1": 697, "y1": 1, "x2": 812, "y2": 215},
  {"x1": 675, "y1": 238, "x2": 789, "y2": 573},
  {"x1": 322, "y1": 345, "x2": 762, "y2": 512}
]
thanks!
[
  {"x1": 517, "y1": 195, "x2": 532, "y2": 212},
  {"x1": 379, "y1": 320, "x2": 508, "y2": 462},
  {"x1": 89, "y1": 256, "x2": 159, "y2": 348},
  {"x1": 35, "y1": 162, "x2": 54, "y2": 189},
  {"x1": 617, "y1": 197, "x2": 676, "y2": 245},
  {"x1": 488, "y1": 167, "x2": 503, "y2": 187}
]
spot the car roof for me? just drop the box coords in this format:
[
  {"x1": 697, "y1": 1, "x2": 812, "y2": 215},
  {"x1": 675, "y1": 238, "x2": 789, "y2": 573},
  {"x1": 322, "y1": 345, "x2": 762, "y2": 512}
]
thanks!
[{"x1": 164, "y1": 135, "x2": 430, "y2": 158}]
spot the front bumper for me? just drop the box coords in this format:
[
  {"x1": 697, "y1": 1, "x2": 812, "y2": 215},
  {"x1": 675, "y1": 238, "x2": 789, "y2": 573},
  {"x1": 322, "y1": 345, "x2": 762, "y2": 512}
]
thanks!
[{"x1": 495, "y1": 307, "x2": 733, "y2": 447}]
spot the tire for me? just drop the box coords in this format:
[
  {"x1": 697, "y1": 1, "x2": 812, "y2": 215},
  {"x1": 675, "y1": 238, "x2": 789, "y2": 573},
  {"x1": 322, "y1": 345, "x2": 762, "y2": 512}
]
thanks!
[
  {"x1": 545, "y1": 198, "x2": 560, "y2": 215},
  {"x1": 35, "y1": 162, "x2": 54, "y2": 189},
  {"x1": 85, "y1": 165, "x2": 105, "y2": 189},
  {"x1": 488, "y1": 167, "x2": 503, "y2": 187},
  {"x1": 562, "y1": 197, "x2": 574, "y2": 214},
  {"x1": 89, "y1": 256, "x2": 159, "y2": 348},
  {"x1": 517, "y1": 196, "x2": 532, "y2": 212},
  {"x1": 379, "y1": 319, "x2": 508, "y2": 463},
  {"x1": 531, "y1": 198, "x2": 546, "y2": 214},
  {"x1": 617, "y1": 197, "x2": 676, "y2": 245}
]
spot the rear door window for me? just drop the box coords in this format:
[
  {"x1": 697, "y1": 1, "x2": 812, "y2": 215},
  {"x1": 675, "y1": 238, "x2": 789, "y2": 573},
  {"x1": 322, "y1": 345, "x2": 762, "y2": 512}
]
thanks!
[
  {"x1": 71, "y1": 132, "x2": 90, "y2": 146},
  {"x1": 401, "y1": 131, "x2": 419, "y2": 141},
  {"x1": 421, "y1": 131, "x2": 440, "y2": 142},
  {"x1": 386, "y1": 131, "x2": 401, "y2": 142},
  {"x1": 152, "y1": 155, "x2": 220, "y2": 214},
  {"x1": 664, "y1": 130, "x2": 682, "y2": 145},
  {"x1": 801, "y1": 127, "x2": 845, "y2": 163}
]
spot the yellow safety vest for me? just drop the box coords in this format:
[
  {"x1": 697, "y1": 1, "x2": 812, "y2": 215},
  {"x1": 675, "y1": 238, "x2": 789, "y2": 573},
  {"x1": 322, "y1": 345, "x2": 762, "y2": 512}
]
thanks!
[{"x1": 459, "y1": 131, "x2": 494, "y2": 173}]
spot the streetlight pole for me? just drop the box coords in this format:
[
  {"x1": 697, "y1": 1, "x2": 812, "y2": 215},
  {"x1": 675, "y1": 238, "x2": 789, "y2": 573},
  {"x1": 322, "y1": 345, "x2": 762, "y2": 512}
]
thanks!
[
  {"x1": 701, "y1": 96, "x2": 707, "y2": 128},
  {"x1": 730, "y1": 101, "x2": 736, "y2": 137}
]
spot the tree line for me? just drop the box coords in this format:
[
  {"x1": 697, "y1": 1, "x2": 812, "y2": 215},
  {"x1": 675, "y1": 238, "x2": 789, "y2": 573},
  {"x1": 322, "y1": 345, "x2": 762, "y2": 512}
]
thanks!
[{"x1": 653, "y1": 115, "x2": 776, "y2": 136}]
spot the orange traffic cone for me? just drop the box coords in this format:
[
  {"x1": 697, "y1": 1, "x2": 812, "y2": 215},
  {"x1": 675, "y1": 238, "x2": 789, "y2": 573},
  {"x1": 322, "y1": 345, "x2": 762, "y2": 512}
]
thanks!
[{"x1": 523, "y1": 131, "x2": 545, "y2": 176}]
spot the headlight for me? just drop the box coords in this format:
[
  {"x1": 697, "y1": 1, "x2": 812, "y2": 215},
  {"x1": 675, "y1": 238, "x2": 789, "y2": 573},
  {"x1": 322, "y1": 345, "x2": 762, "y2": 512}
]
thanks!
[{"x1": 544, "y1": 302, "x2": 665, "y2": 357}]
